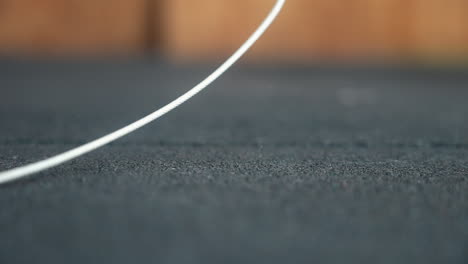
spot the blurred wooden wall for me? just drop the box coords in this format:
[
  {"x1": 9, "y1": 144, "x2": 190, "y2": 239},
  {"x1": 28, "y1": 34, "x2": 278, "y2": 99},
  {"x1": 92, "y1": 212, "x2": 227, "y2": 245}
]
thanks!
[
  {"x1": 163, "y1": 0, "x2": 468, "y2": 62},
  {"x1": 0, "y1": 0, "x2": 147, "y2": 56},
  {"x1": 0, "y1": 0, "x2": 468, "y2": 61}
]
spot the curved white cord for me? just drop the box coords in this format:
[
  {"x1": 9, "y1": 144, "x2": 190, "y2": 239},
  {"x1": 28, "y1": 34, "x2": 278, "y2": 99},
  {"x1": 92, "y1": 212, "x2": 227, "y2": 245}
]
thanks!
[{"x1": 0, "y1": 0, "x2": 285, "y2": 185}]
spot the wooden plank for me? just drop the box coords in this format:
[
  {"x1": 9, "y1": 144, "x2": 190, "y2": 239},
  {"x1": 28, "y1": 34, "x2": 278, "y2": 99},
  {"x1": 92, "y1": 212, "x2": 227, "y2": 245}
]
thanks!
[
  {"x1": 161, "y1": 0, "x2": 468, "y2": 62},
  {"x1": 0, "y1": 0, "x2": 146, "y2": 56},
  {"x1": 408, "y1": 0, "x2": 468, "y2": 58}
]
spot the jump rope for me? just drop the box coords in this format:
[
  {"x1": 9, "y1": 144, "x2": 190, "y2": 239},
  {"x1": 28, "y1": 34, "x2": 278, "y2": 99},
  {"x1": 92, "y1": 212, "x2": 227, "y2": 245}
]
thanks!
[{"x1": 0, "y1": 0, "x2": 286, "y2": 185}]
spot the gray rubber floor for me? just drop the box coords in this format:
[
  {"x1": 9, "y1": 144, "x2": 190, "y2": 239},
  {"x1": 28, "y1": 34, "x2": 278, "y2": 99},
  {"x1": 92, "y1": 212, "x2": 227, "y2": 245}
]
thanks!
[{"x1": 0, "y1": 60, "x2": 467, "y2": 263}]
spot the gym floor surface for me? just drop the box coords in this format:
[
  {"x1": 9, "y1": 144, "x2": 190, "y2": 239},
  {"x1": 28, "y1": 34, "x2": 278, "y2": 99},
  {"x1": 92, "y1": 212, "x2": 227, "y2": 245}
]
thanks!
[{"x1": 1, "y1": 60, "x2": 467, "y2": 263}]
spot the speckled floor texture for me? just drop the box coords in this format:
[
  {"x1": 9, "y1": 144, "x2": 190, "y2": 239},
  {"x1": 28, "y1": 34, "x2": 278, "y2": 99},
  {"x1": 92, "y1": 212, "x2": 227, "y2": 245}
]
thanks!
[{"x1": 1, "y1": 60, "x2": 467, "y2": 263}]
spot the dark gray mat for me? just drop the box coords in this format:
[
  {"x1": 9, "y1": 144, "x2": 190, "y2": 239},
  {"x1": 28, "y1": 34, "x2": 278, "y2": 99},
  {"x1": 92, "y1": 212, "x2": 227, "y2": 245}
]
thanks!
[{"x1": 1, "y1": 60, "x2": 467, "y2": 263}]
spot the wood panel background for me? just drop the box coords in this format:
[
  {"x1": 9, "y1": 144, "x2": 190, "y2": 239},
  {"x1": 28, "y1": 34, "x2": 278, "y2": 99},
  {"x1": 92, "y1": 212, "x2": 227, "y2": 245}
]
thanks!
[
  {"x1": 0, "y1": 0, "x2": 467, "y2": 61},
  {"x1": 0, "y1": 0, "x2": 146, "y2": 56},
  {"x1": 162, "y1": 0, "x2": 468, "y2": 62}
]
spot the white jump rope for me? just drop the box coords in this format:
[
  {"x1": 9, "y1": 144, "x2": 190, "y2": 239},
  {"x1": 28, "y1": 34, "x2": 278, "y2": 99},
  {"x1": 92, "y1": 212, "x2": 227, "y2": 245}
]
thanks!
[{"x1": 0, "y1": 0, "x2": 285, "y2": 185}]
